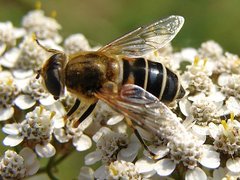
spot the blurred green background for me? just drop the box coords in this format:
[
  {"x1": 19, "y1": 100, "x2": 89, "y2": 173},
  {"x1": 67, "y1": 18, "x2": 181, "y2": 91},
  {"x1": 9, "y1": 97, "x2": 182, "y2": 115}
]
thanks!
[
  {"x1": 1, "y1": 0, "x2": 240, "y2": 179},
  {"x1": 1, "y1": 0, "x2": 240, "y2": 53}
]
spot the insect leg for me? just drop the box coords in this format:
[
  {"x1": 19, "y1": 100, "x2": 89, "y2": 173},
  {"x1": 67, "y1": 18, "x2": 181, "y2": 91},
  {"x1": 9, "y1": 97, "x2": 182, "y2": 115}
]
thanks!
[
  {"x1": 64, "y1": 99, "x2": 81, "y2": 121},
  {"x1": 125, "y1": 117, "x2": 156, "y2": 158},
  {"x1": 78, "y1": 103, "x2": 97, "y2": 123}
]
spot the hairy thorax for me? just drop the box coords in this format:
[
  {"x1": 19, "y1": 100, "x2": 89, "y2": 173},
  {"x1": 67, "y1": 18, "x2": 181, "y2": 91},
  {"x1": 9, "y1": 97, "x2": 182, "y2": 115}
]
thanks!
[{"x1": 65, "y1": 52, "x2": 120, "y2": 103}]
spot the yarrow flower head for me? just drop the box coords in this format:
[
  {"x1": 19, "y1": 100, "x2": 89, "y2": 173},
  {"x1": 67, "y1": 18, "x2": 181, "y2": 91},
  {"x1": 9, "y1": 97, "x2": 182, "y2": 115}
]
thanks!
[
  {"x1": 104, "y1": 160, "x2": 144, "y2": 180},
  {"x1": 22, "y1": 9, "x2": 62, "y2": 43},
  {"x1": 0, "y1": 21, "x2": 25, "y2": 56},
  {"x1": 209, "y1": 118, "x2": 240, "y2": 175},
  {"x1": 15, "y1": 76, "x2": 55, "y2": 110},
  {"x1": 53, "y1": 114, "x2": 92, "y2": 152},
  {"x1": 198, "y1": 40, "x2": 223, "y2": 60},
  {"x1": 182, "y1": 57, "x2": 214, "y2": 96},
  {"x1": 3, "y1": 105, "x2": 64, "y2": 158},
  {"x1": 0, "y1": 71, "x2": 19, "y2": 121},
  {"x1": 64, "y1": 33, "x2": 91, "y2": 55},
  {"x1": 78, "y1": 160, "x2": 145, "y2": 180},
  {"x1": 12, "y1": 35, "x2": 50, "y2": 78},
  {"x1": 180, "y1": 93, "x2": 222, "y2": 127},
  {"x1": 0, "y1": 148, "x2": 39, "y2": 180},
  {"x1": 85, "y1": 127, "x2": 140, "y2": 166},
  {"x1": 218, "y1": 73, "x2": 240, "y2": 101}
]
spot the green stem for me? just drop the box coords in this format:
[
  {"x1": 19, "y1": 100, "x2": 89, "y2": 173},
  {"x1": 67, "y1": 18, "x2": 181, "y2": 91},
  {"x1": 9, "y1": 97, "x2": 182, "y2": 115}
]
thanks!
[
  {"x1": 33, "y1": 148, "x2": 75, "y2": 179},
  {"x1": 53, "y1": 148, "x2": 75, "y2": 166},
  {"x1": 46, "y1": 155, "x2": 58, "y2": 180}
]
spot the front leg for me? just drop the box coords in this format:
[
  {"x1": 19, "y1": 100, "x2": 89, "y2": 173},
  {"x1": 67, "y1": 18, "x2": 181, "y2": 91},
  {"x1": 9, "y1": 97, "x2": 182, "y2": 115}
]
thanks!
[{"x1": 64, "y1": 99, "x2": 81, "y2": 122}]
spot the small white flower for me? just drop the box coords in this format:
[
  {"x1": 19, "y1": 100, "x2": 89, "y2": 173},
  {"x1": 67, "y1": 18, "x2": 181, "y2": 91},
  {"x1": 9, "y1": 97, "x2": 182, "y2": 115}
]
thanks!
[
  {"x1": 91, "y1": 160, "x2": 145, "y2": 180},
  {"x1": 3, "y1": 105, "x2": 64, "y2": 158},
  {"x1": 198, "y1": 40, "x2": 223, "y2": 60},
  {"x1": 78, "y1": 166, "x2": 95, "y2": 180},
  {"x1": 93, "y1": 101, "x2": 125, "y2": 127},
  {"x1": 64, "y1": 33, "x2": 91, "y2": 55},
  {"x1": 22, "y1": 10, "x2": 62, "y2": 43},
  {"x1": 11, "y1": 35, "x2": 49, "y2": 78},
  {"x1": 213, "y1": 52, "x2": 240, "y2": 75},
  {"x1": 219, "y1": 73, "x2": 240, "y2": 101},
  {"x1": 0, "y1": 21, "x2": 25, "y2": 56},
  {"x1": 179, "y1": 93, "x2": 223, "y2": 137},
  {"x1": 15, "y1": 76, "x2": 55, "y2": 110},
  {"x1": 85, "y1": 127, "x2": 140, "y2": 165},
  {"x1": 0, "y1": 147, "x2": 40, "y2": 179},
  {"x1": 54, "y1": 115, "x2": 92, "y2": 152},
  {"x1": 209, "y1": 119, "x2": 240, "y2": 174},
  {"x1": 0, "y1": 71, "x2": 19, "y2": 121},
  {"x1": 172, "y1": 47, "x2": 198, "y2": 65},
  {"x1": 181, "y1": 57, "x2": 214, "y2": 96},
  {"x1": 107, "y1": 160, "x2": 144, "y2": 180}
]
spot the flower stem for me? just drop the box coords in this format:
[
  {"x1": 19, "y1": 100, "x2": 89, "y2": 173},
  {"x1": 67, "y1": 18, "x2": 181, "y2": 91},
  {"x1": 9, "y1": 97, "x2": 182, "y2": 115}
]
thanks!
[{"x1": 46, "y1": 155, "x2": 58, "y2": 180}]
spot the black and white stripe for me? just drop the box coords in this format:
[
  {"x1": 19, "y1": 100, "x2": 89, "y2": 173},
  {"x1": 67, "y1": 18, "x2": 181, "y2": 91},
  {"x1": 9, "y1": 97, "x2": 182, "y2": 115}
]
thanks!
[{"x1": 122, "y1": 58, "x2": 181, "y2": 103}]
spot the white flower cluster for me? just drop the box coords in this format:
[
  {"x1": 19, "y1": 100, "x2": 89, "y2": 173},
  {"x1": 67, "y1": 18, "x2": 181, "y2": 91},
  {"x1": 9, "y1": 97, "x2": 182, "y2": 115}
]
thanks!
[{"x1": 0, "y1": 8, "x2": 240, "y2": 180}]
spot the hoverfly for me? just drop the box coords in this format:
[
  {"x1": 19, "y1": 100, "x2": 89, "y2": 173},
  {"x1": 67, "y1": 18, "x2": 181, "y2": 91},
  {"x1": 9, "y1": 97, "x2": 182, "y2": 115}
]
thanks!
[{"x1": 36, "y1": 15, "x2": 185, "y2": 155}]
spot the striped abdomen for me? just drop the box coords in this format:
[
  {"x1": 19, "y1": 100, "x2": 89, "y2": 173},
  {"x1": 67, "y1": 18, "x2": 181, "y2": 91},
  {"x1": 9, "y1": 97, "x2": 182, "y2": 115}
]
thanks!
[{"x1": 122, "y1": 58, "x2": 185, "y2": 103}]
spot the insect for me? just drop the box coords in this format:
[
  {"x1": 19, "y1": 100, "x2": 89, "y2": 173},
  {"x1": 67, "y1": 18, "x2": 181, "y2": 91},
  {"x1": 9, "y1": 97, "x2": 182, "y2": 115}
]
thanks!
[{"x1": 36, "y1": 15, "x2": 185, "y2": 155}]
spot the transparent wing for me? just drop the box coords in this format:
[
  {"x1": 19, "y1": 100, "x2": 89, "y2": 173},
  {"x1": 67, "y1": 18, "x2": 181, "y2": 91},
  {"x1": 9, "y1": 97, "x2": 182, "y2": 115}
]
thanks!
[
  {"x1": 98, "y1": 15, "x2": 184, "y2": 58},
  {"x1": 95, "y1": 84, "x2": 180, "y2": 137}
]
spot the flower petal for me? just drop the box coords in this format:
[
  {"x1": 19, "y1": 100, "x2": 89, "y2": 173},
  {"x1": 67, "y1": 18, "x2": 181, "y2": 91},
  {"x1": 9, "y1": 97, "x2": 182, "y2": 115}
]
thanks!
[
  {"x1": 0, "y1": 47, "x2": 19, "y2": 68},
  {"x1": 0, "y1": 43, "x2": 6, "y2": 56},
  {"x1": 94, "y1": 165, "x2": 107, "y2": 180},
  {"x1": 199, "y1": 145, "x2": 220, "y2": 169},
  {"x1": 78, "y1": 166, "x2": 94, "y2": 180},
  {"x1": 12, "y1": 69, "x2": 33, "y2": 79},
  {"x1": 226, "y1": 97, "x2": 240, "y2": 115},
  {"x1": 20, "y1": 147, "x2": 36, "y2": 165},
  {"x1": 39, "y1": 95, "x2": 56, "y2": 106},
  {"x1": 0, "y1": 107, "x2": 14, "y2": 121},
  {"x1": 14, "y1": 94, "x2": 36, "y2": 110},
  {"x1": 135, "y1": 157, "x2": 155, "y2": 173},
  {"x1": 14, "y1": 28, "x2": 26, "y2": 38},
  {"x1": 192, "y1": 125, "x2": 209, "y2": 136},
  {"x1": 85, "y1": 151, "x2": 102, "y2": 165},
  {"x1": 226, "y1": 158, "x2": 240, "y2": 174},
  {"x1": 185, "y1": 167, "x2": 207, "y2": 180},
  {"x1": 19, "y1": 147, "x2": 40, "y2": 176},
  {"x1": 3, "y1": 135, "x2": 23, "y2": 146},
  {"x1": 106, "y1": 115, "x2": 124, "y2": 125},
  {"x1": 92, "y1": 127, "x2": 111, "y2": 143},
  {"x1": 53, "y1": 128, "x2": 70, "y2": 143},
  {"x1": 212, "y1": 167, "x2": 228, "y2": 180},
  {"x1": 118, "y1": 150, "x2": 138, "y2": 162},
  {"x1": 208, "y1": 122, "x2": 220, "y2": 139},
  {"x1": 119, "y1": 140, "x2": 140, "y2": 157},
  {"x1": 179, "y1": 98, "x2": 191, "y2": 116},
  {"x1": 35, "y1": 143, "x2": 56, "y2": 158},
  {"x1": 2, "y1": 123, "x2": 20, "y2": 135},
  {"x1": 218, "y1": 73, "x2": 231, "y2": 86},
  {"x1": 52, "y1": 117, "x2": 65, "y2": 128},
  {"x1": 73, "y1": 134, "x2": 92, "y2": 151},
  {"x1": 154, "y1": 158, "x2": 175, "y2": 176},
  {"x1": 25, "y1": 158, "x2": 40, "y2": 176},
  {"x1": 143, "y1": 145, "x2": 169, "y2": 159}
]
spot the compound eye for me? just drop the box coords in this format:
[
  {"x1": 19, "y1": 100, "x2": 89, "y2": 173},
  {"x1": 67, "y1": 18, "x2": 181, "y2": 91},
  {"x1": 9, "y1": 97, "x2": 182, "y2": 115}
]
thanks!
[
  {"x1": 45, "y1": 68, "x2": 62, "y2": 99},
  {"x1": 44, "y1": 54, "x2": 65, "y2": 99}
]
